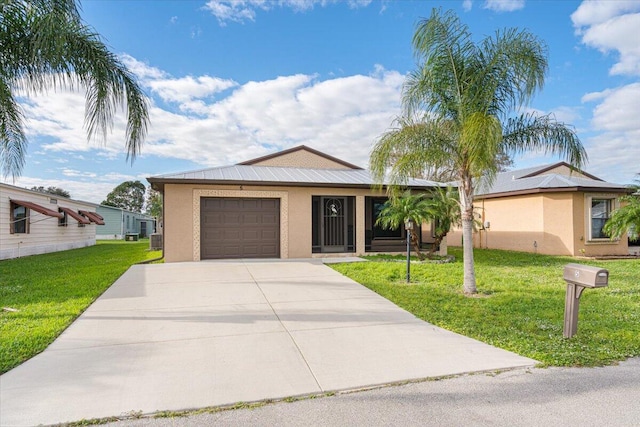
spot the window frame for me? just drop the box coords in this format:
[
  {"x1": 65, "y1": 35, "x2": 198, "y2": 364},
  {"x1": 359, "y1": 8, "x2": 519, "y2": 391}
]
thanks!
[
  {"x1": 587, "y1": 196, "x2": 617, "y2": 242},
  {"x1": 10, "y1": 202, "x2": 29, "y2": 234}
]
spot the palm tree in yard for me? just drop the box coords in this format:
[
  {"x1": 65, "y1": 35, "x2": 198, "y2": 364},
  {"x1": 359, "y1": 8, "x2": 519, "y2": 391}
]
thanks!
[
  {"x1": 376, "y1": 191, "x2": 430, "y2": 261},
  {"x1": 424, "y1": 186, "x2": 460, "y2": 258},
  {"x1": 370, "y1": 9, "x2": 587, "y2": 294},
  {"x1": 0, "y1": 0, "x2": 149, "y2": 178}
]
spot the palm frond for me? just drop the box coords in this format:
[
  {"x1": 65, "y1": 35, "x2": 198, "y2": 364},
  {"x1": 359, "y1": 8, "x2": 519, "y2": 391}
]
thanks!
[
  {"x1": 502, "y1": 113, "x2": 587, "y2": 169},
  {"x1": 0, "y1": 78, "x2": 27, "y2": 178}
]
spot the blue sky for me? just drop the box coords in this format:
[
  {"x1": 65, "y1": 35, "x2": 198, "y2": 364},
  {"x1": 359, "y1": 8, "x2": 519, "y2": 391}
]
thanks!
[{"x1": 5, "y1": 0, "x2": 640, "y2": 203}]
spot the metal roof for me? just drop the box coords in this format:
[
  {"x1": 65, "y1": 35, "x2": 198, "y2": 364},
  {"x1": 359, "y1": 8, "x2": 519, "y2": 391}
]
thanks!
[
  {"x1": 148, "y1": 164, "x2": 446, "y2": 189},
  {"x1": 476, "y1": 163, "x2": 629, "y2": 197}
]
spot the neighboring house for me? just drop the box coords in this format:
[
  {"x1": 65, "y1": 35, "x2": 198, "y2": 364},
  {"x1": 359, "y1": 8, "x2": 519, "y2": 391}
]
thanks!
[
  {"x1": 96, "y1": 205, "x2": 156, "y2": 240},
  {"x1": 0, "y1": 182, "x2": 103, "y2": 260},
  {"x1": 148, "y1": 145, "x2": 446, "y2": 262},
  {"x1": 447, "y1": 162, "x2": 632, "y2": 256}
]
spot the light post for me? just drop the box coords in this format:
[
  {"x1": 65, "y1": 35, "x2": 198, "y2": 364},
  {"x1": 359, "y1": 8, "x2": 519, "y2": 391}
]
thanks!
[{"x1": 405, "y1": 218, "x2": 415, "y2": 283}]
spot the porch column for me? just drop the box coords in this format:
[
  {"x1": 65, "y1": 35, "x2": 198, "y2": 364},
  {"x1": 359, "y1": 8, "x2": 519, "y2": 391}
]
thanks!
[{"x1": 356, "y1": 195, "x2": 365, "y2": 255}]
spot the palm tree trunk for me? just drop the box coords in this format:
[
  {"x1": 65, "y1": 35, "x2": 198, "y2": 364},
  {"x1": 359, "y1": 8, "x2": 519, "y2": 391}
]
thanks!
[
  {"x1": 459, "y1": 175, "x2": 477, "y2": 294},
  {"x1": 428, "y1": 236, "x2": 442, "y2": 258},
  {"x1": 410, "y1": 230, "x2": 426, "y2": 261}
]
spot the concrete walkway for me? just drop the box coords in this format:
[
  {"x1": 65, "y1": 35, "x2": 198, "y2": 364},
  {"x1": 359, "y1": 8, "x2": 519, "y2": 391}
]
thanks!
[{"x1": 0, "y1": 260, "x2": 535, "y2": 426}]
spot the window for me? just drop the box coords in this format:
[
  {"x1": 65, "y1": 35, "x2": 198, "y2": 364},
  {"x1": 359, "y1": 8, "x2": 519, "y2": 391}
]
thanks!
[
  {"x1": 10, "y1": 202, "x2": 29, "y2": 234},
  {"x1": 590, "y1": 199, "x2": 612, "y2": 240},
  {"x1": 58, "y1": 210, "x2": 68, "y2": 226}
]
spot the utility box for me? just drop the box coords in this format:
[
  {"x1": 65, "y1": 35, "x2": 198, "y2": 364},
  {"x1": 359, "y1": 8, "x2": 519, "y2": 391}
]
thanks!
[
  {"x1": 125, "y1": 233, "x2": 139, "y2": 242},
  {"x1": 563, "y1": 263, "x2": 608, "y2": 338},
  {"x1": 150, "y1": 233, "x2": 163, "y2": 250}
]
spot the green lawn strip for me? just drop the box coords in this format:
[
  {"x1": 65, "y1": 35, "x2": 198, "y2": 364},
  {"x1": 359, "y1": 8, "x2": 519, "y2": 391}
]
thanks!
[
  {"x1": 0, "y1": 241, "x2": 161, "y2": 374},
  {"x1": 331, "y1": 247, "x2": 640, "y2": 367}
]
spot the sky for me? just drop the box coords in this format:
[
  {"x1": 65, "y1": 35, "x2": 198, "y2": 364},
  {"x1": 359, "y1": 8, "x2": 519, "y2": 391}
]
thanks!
[{"x1": 4, "y1": 0, "x2": 640, "y2": 203}]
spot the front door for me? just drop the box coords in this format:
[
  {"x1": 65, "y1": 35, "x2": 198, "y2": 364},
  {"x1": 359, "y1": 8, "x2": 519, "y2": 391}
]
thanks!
[{"x1": 321, "y1": 197, "x2": 347, "y2": 252}]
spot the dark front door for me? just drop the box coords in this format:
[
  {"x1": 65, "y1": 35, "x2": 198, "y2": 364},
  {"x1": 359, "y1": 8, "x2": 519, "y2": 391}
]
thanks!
[
  {"x1": 321, "y1": 197, "x2": 347, "y2": 253},
  {"x1": 140, "y1": 221, "x2": 147, "y2": 238},
  {"x1": 200, "y1": 198, "x2": 280, "y2": 259}
]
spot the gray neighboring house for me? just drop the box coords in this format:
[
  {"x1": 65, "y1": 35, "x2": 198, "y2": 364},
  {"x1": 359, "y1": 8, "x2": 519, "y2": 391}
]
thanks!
[{"x1": 96, "y1": 205, "x2": 156, "y2": 240}]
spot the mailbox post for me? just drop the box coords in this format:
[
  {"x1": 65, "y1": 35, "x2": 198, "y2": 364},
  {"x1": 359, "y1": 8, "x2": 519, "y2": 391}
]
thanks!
[{"x1": 563, "y1": 263, "x2": 608, "y2": 338}]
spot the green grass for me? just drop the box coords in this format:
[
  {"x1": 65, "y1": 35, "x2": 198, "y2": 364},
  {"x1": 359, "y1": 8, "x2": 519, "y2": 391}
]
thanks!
[
  {"x1": 331, "y1": 247, "x2": 640, "y2": 367},
  {"x1": 0, "y1": 241, "x2": 161, "y2": 374}
]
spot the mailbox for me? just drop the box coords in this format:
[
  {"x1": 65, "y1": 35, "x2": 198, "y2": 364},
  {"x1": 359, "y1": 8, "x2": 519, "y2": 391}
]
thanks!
[
  {"x1": 563, "y1": 263, "x2": 609, "y2": 338},
  {"x1": 563, "y1": 264, "x2": 608, "y2": 288}
]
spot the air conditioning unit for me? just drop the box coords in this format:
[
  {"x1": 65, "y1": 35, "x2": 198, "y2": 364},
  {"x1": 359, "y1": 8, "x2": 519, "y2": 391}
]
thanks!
[{"x1": 150, "y1": 233, "x2": 163, "y2": 250}]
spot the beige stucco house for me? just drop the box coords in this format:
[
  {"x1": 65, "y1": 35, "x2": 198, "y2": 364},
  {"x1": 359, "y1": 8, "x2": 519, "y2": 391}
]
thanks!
[
  {"x1": 1, "y1": 182, "x2": 104, "y2": 260},
  {"x1": 148, "y1": 146, "x2": 446, "y2": 262},
  {"x1": 447, "y1": 163, "x2": 632, "y2": 257}
]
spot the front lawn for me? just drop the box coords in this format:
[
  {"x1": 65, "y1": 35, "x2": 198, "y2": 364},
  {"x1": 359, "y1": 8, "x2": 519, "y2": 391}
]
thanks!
[
  {"x1": 330, "y1": 248, "x2": 640, "y2": 367},
  {"x1": 0, "y1": 241, "x2": 161, "y2": 374}
]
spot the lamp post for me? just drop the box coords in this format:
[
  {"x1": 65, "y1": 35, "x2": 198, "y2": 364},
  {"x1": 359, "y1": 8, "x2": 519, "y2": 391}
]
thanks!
[{"x1": 405, "y1": 218, "x2": 415, "y2": 283}]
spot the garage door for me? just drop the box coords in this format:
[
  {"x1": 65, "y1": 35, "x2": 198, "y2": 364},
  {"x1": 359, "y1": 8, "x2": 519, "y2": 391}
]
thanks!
[{"x1": 200, "y1": 198, "x2": 280, "y2": 259}]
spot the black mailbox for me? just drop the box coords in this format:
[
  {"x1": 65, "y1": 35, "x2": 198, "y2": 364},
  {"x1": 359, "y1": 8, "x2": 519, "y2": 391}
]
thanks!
[{"x1": 563, "y1": 263, "x2": 608, "y2": 288}]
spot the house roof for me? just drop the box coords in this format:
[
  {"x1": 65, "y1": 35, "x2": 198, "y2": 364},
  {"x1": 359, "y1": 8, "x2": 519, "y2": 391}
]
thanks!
[
  {"x1": 148, "y1": 164, "x2": 445, "y2": 191},
  {"x1": 476, "y1": 162, "x2": 630, "y2": 199},
  {"x1": 149, "y1": 146, "x2": 447, "y2": 191}
]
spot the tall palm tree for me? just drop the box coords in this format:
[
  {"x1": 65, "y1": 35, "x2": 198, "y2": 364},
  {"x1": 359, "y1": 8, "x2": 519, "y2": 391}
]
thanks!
[
  {"x1": 370, "y1": 9, "x2": 587, "y2": 294},
  {"x1": 0, "y1": 0, "x2": 149, "y2": 178},
  {"x1": 376, "y1": 191, "x2": 430, "y2": 260}
]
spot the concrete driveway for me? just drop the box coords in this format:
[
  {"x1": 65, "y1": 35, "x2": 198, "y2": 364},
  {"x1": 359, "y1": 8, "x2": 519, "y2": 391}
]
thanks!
[{"x1": 0, "y1": 259, "x2": 536, "y2": 426}]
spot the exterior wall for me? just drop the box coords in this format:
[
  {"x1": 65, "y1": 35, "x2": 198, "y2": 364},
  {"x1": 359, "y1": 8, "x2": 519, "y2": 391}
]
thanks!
[
  {"x1": 250, "y1": 150, "x2": 354, "y2": 169},
  {"x1": 0, "y1": 184, "x2": 96, "y2": 260},
  {"x1": 576, "y1": 192, "x2": 628, "y2": 257},
  {"x1": 96, "y1": 205, "x2": 155, "y2": 239},
  {"x1": 448, "y1": 191, "x2": 628, "y2": 256},
  {"x1": 96, "y1": 205, "x2": 123, "y2": 239},
  {"x1": 162, "y1": 183, "x2": 388, "y2": 262}
]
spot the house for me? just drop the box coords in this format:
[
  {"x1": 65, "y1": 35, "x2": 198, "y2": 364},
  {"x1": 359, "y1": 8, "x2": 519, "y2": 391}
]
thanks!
[
  {"x1": 96, "y1": 205, "x2": 156, "y2": 240},
  {"x1": 147, "y1": 145, "x2": 446, "y2": 262},
  {"x1": 447, "y1": 162, "x2": 632, "y2": 256},
  {"x1": 0, "y1": 182, "x2": 103, "y2": 260}
]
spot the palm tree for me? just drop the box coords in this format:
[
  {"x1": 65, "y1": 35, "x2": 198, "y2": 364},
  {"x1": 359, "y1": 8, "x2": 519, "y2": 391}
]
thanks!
[
  {"x1": 1, "y1": 0, "x2": 149, "y2": 178},
  {"x1": 604, "y1": 176, "x2": 640, "y2": 241},
  {"x1": 376, "y1": 191, "x2": 430, "y2": 260},
  {"x1": 423, "y1": 186, "x2": 460, "y2": 257},
  {"x1": 370, "y1": 9, "x2": 587, "y2": 294}
]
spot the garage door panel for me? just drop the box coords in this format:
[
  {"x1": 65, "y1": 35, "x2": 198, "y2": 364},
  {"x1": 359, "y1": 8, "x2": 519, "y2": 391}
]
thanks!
[{"x1": 201, "y1": 197, "x2": 280, "y2": 259}]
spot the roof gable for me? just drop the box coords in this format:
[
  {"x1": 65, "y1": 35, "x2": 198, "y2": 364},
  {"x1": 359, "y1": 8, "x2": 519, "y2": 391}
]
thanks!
[
  {"x1": 476, "y1": 163, "x2": 628, "y2": 198},
  {"x1": 518, "y1": 162, "x2": 601, "y2": 181},
  {"x1": 238, "y1": 145, "x2": 363, "y2": 170}
]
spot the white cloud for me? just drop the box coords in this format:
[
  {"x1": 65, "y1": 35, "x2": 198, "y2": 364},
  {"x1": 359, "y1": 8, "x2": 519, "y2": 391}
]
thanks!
[
  {"x1": 148, "y1": 75, "x2": 237, "y2": 103},
  {"x1": 588, "y1": 83, "x2": 640, "y2": 133},
  {"x1": 483, "y1": 0, "x2": 525, "y2": 13},
  {"x1": 462, "y1": 0, "x2": 473, "y2": 12},
  {"x1": 571, "y1": 1, "x2": 640, "y2": 27},
  {"x1": 169, "y1": 16, "x2": 178, "y2": 24},
  {"x1": 203, "y1": 0, "x2": 372, "y2": 25},
  {"x1": 572, "y1": 2, "x2": 640, "y2": 76},
  {"x1": 16, "y1": 57, "x2": 404, "y2": 172},
  {"x1": 569, "y1": 2, "x2": 640, "y2": 184}
]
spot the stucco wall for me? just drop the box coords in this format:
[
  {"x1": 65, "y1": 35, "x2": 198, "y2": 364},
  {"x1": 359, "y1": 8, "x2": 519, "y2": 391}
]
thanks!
[
  {"x1": 162, "y1": 183, "x2": 392, "y2": 262},
  {"x1": 448, "y1": 191, "x2": 628, "y2": 256}
]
